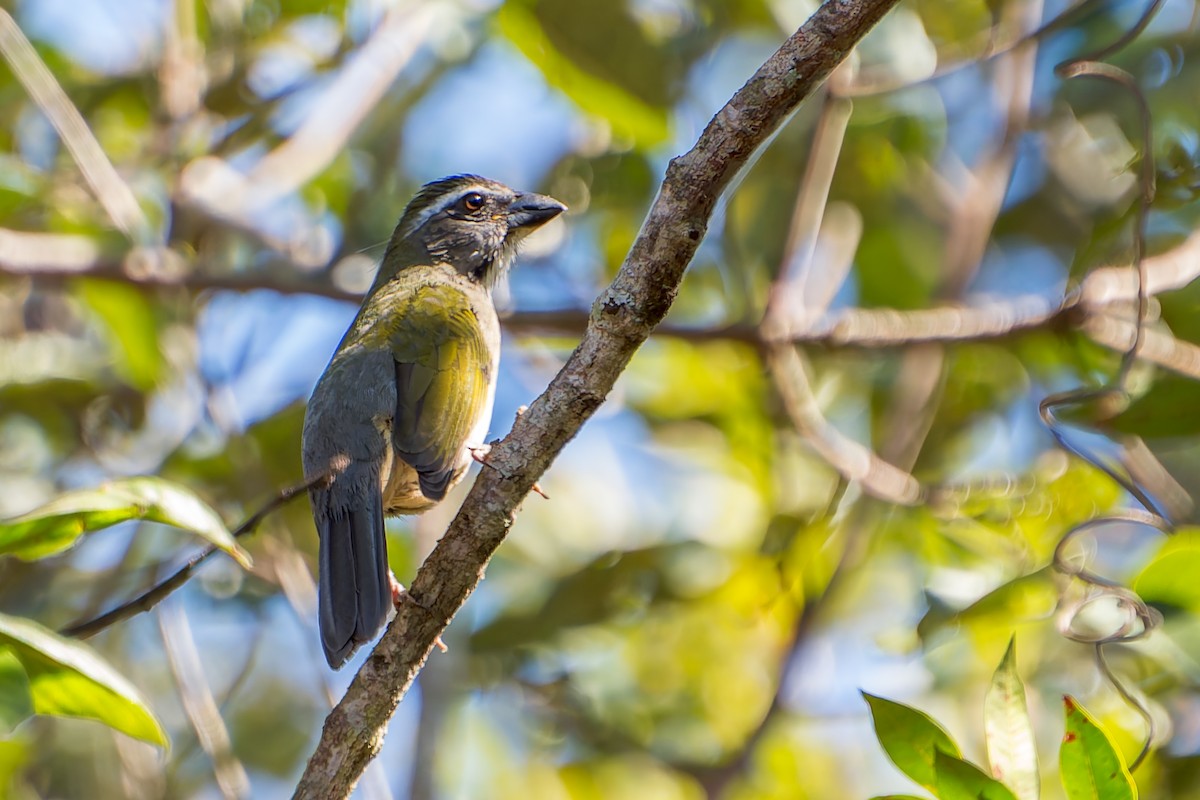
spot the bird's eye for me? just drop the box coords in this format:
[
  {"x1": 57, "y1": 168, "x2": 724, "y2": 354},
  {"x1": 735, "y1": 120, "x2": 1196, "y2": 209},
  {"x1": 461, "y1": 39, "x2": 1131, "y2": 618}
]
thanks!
[{"x1": 461, "y1": 192, "x2": 485, "y2": 212}]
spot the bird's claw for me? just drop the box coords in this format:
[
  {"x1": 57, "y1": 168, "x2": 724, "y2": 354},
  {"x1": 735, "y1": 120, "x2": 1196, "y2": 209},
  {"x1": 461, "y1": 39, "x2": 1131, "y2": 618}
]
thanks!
[
  {"x1": 388, "y1": 573, "x2": 421, "y2": 608},
  {"x1": 389, "y1": 573, "x2": 447, "y2": 652},
  {"x1": 469, "y1": 410, "x2": 547, "y2": 500}
]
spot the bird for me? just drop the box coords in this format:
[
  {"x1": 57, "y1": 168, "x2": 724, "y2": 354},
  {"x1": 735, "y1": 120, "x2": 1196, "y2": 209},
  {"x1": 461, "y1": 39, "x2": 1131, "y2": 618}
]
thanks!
[{"x1": 301, "y1": 175, "x2": 565, "y2": 668}]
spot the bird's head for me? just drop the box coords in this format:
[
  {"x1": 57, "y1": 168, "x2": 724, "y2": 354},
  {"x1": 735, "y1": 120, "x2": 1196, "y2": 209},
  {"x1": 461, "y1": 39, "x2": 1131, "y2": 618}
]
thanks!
[{"x1": 379, "y1": 175, "x2": 566, "y2": 289}]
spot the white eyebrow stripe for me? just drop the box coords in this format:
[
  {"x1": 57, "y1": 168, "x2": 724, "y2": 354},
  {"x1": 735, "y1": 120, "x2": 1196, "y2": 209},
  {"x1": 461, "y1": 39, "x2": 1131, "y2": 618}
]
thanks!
[{"x1": 401, "y1": 185, "x2": 493, "y2": 236}]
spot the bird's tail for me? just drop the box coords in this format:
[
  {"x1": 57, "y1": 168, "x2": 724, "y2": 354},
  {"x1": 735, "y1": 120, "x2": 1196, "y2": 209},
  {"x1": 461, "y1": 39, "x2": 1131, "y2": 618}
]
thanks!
[{"x1": 315, "y1": 483, "x2": 391, "y2": 669}]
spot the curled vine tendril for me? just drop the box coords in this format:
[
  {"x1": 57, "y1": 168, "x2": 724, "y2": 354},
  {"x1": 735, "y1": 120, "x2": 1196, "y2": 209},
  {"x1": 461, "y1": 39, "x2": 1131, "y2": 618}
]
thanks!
[{"x1": 1041, "y1": 0, "x2": 1168, "y2": 772}]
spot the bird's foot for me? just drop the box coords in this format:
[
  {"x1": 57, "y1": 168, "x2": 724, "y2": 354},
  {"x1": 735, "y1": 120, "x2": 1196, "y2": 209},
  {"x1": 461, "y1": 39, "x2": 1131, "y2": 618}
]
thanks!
[
  {"x1": 469, "y1": 413, "x2": 549, "y2": 500},
  {"x1": 388, "y1": 573, "x2": 418, "y2": 607},
  {"x1": 389, "y1": 573, "x2": 447, "y2": 653}
]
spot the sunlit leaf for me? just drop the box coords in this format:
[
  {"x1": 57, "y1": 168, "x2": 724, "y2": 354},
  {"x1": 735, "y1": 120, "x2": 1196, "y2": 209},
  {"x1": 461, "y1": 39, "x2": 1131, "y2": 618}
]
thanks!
[
  {"x1": 934, "y1": 749, "x2": 1019, "y2": 800},
  {"x1": 0, "y1": 648, "x2": 33, "y2": 735},
  {"x1": 74, "y1": 280, "x2": 163, "y2": 391},
  {"x1": 919, "y1": 568, "x2": 1058, "y2": 642},
  {"x1": 1156, "y1": 275, "x2": 1200, "y2": 342},
  {"x1": 985, "y1": 637, "x2": 1039, "y2": 800},
  {"x1": 0, "y1": 739, "x2": 28, "y2": 795},
  {"x1": 864, "y1": 692, "x2": 961, "y2": 792},
  {"x1": 0, "y1": 613, "x2": 167, "y2": 747},
  {"x1": 496, "y1": 3, "x2": 670, "y2": 146},
  {"x1": 0, "y1": 477, "x2": 250, "y2": 567},
  {"x1": 1132, "y1": 527, "x2": 1200, "y2": 610},
  {"x1": 1059, "y1": 696, "x2": 1136, "y2": 800}
]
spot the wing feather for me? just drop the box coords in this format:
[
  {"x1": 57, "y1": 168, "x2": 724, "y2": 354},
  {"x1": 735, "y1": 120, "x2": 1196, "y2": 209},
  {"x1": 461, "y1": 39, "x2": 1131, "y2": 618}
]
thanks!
[{"x1": 388, "y1": 283, "x2": 492, "y2": 501}]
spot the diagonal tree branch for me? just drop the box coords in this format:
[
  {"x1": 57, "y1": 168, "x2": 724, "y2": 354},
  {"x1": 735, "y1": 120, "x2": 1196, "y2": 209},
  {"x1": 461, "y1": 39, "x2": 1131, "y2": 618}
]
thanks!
[{"x1": 290, "y1": 0, "x2": 902, "y2": 797}]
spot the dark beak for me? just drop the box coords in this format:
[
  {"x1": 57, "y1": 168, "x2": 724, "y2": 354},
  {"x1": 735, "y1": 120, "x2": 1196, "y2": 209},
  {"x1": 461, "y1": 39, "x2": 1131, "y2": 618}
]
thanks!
[{"x1": 507, "y1": 192, "x2": 566, "y2": 230}]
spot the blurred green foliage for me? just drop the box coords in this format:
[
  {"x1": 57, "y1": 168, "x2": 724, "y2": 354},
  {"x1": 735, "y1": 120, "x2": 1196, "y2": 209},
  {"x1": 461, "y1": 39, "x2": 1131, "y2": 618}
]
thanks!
[{"x1": 1, "y1": 0, "x2": 1200, "y2": 798}]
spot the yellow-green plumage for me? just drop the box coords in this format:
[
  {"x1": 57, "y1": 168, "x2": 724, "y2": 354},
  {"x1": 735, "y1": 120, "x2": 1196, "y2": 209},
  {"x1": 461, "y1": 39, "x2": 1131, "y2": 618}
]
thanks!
[
  {"x1": 301, "y1": 175, "x2": 564, "y2": 668},
  {"x1": 378, "y1": 270, "x2": 497, "y2": 510}
]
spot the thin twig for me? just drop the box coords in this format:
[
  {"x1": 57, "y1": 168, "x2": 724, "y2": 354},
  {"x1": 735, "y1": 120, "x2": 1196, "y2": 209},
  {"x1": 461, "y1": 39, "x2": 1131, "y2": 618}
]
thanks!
[
  {"x1": 836, "y1": 0, "x2": 1114, "y2": 98},
  {"x1": 1057, "y1": 59, "x2": 1157, "y2": 391},
  {"x1": 62, "y1": 475, "x2": 325, "y2": 639},
  {"x1": 1042, "y1": 0, "x2": 1172, "y2": 774},
  {"x1": 159, "y1": 0, "x2": 204, "y2": 120},
  {"x1": 0, "y1": 229, "x2": 102, "y2": 272},
  {"x1": 177, "y1": 2, "x2": 442, "y2": 221},
  {"x1": 761, "y1": 65, "x2": 922, "y2": 505}
]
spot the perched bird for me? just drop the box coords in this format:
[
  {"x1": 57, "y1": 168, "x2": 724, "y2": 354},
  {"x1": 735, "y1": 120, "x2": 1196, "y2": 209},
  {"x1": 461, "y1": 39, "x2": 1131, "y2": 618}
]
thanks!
[{"x1": 302, "y1": 175, "x2": 565, "y2": 668}]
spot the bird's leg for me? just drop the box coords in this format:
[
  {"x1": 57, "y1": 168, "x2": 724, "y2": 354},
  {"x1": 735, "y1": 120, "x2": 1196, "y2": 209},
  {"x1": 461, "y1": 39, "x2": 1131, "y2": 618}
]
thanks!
[
  {"x1": 389, "y1": 572, "x2": 447, "y2": 653},
  {"x1": 465, "y1": 406, "x2": 549, "y2": 499},
  {"x1": 468, "y1": 442, "x2": 549, "y2": 499}
]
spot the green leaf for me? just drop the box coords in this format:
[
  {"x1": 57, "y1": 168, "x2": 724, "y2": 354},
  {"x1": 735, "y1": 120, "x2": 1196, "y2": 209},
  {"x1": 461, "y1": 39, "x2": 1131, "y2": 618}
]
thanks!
[
  {"x1": 934, "y1": 749, "x2": 1019, "y2": 800},
  {"x1": 1104, "y1": 373, "x2": 1200, "y2": 438},
  {"x1": 1132, "y1": 528, "x2": 1200, "y2": 610},
  {"x1": 919, "y1": 569, "x2": 1058, "y2": 642},
  {"x1": 0, "y1": 740, "x2": 29, "y2": 796},
  {"x1": 869, "y1": 796, "x2": 931, "y2": 799},
  {"x1": 0, "y1": 648, "x2": 33, "y2": 735},
  {"x1": 0, "y1": 477, "x2": 250, "y2": 567},
  {"x1": 1059, "y1": 696, "x2": 1137, "y2": 800},
  {"x1": 496, "y1": 3, "x2": 669, "y2": 146},
  {"x1": 0, "y1": 613, "x2": 167, "y2": 747},
  {"x1": 75, "y1": 279, "x2": 163, "y2": 390},
  {"x1": 985, "y1": 638, "x2": 1040, "y2": 800},
  {"x1": 864, "y1": 692, "x2": 962, "y2": 792}
]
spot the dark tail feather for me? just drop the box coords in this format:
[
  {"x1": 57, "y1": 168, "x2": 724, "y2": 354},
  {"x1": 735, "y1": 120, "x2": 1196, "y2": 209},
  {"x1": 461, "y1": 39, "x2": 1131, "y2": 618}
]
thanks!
[{"x1": 317, "y1": 486, "x2": 391, "y2": 668}]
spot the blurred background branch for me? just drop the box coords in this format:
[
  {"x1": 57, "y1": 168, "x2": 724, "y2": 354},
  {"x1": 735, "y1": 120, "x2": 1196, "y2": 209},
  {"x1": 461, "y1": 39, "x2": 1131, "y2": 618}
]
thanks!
[
  {"x1": 159, "y1": 601, "x2": 251, "y2": 800},
  {"x1": 8, "y1": 230, "x2": 1200, "y2": 359},
  {"x1": 0, "y1": 9, "x2": 151, "y2": 242}
]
